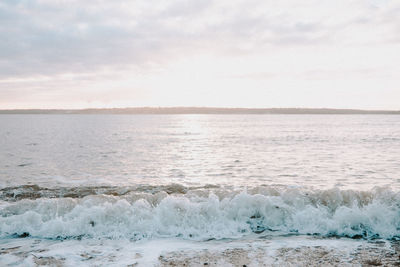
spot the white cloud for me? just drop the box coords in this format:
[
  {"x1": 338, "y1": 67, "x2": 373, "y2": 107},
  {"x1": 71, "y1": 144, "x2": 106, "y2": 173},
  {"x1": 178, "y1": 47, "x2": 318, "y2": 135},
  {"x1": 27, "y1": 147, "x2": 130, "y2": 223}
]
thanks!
[{"x1": 0, "y1": 0, "x2": 399, "y2": 109}]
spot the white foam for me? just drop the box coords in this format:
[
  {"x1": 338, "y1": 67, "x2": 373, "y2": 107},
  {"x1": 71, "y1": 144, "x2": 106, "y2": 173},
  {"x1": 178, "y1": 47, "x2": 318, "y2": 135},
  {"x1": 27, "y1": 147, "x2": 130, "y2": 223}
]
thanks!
[
  {"x1": 0, "y1": 235, "x2": 384, "y2": 266},
  {"x1": 1, "y1": 187, "x2": 399, "y2": 240}
]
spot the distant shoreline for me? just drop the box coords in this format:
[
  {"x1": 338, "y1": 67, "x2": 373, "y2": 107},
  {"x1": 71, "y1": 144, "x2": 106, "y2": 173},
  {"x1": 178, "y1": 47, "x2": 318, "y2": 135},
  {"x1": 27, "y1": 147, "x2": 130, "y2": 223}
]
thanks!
[{"x1": 0, "y1": 107, "x2": 399, "y2": 114}]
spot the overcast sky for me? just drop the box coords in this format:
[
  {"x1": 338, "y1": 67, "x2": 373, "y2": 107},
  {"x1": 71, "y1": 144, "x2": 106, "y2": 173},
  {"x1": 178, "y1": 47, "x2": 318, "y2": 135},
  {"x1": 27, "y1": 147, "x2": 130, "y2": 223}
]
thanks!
[{"x1": 0, "y1": 0, "x2": 399, "y2": 109}]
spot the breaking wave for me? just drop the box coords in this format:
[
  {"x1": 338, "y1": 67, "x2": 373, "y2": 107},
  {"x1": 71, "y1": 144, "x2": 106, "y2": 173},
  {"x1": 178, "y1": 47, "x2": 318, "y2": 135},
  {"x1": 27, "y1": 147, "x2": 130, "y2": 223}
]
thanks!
[{"x1": 1, "y1": 185, "x2": 399, "y2": 241}]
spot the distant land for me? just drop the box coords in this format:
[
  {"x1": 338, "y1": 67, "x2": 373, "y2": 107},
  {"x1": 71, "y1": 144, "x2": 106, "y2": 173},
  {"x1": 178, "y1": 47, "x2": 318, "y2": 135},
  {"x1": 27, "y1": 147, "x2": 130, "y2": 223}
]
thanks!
[{"x1": 0, "y1": 107, "x2": 399, "y2": 114}]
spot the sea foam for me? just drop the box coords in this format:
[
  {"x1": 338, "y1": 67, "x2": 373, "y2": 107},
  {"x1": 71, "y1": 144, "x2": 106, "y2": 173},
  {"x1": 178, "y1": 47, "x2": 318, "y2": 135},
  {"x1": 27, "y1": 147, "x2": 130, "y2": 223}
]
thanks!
[{"x1": 0, "y1": 186, "x2": 399, "y2": 240}]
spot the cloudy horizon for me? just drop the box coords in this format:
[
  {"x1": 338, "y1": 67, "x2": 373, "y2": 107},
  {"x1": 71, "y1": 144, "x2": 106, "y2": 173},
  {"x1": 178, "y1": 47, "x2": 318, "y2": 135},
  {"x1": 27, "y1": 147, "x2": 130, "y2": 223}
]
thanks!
[{"x1": 1, "y1": 0, "x2": 399, "y2": 110}]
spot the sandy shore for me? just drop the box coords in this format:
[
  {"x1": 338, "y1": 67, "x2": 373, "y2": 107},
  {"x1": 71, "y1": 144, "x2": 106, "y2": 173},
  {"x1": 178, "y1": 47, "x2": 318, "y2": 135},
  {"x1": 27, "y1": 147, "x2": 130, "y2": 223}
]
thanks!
[
  {"x1": 158, "y1": 239, "x2": 400, "y2": 267},
  {"x1": 1, "y1": 237, "x2": 399, "y2": 266},
  {"x1": 158, "y1": 243, "x2": 400, "y2": 266}
]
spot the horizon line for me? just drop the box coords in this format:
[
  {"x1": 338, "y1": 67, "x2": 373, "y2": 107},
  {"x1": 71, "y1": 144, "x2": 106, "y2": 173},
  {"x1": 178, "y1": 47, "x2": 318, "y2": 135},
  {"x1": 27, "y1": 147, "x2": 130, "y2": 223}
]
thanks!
[{"x1": 0, "y1": 107, "x2": 399, "y2": 114}]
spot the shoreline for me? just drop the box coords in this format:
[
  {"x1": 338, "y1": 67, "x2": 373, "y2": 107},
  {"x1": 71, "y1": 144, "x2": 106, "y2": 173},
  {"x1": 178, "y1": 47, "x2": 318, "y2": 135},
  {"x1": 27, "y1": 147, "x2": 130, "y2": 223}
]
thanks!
[{"x1": 1, "y1": 236, "x2": 399, "y2": 266}]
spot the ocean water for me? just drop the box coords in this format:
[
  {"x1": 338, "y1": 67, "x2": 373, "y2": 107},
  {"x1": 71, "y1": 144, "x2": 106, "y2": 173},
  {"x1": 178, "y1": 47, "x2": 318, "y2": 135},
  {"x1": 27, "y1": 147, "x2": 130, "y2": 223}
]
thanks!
[{"x1": 1, "y1": 114, "x2": 400, "y2": 266}]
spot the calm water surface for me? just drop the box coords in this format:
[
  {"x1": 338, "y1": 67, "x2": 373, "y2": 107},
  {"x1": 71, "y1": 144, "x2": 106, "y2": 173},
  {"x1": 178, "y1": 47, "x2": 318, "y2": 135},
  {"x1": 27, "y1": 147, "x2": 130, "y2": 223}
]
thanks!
[{"x1": 0, "y1": 114, "x2": 399, "y2": 189}]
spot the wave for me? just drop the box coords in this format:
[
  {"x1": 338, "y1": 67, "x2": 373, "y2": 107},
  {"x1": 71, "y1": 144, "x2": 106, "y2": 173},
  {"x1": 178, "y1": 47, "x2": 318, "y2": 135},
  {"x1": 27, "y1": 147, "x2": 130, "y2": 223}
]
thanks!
[
  {"x1": 0, "y1": 184, "x2": 200, "y2": 201},
  {"x1": 0, "y1": 185, "x2": 399, "y2": 241}
]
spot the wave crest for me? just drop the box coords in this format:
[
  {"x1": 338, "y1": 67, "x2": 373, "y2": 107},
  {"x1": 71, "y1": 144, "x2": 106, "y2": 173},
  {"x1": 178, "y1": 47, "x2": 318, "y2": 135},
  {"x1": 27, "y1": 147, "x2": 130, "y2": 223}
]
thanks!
[{"x1": 1, "y1": 185, "x2": 399, "y2": 240}]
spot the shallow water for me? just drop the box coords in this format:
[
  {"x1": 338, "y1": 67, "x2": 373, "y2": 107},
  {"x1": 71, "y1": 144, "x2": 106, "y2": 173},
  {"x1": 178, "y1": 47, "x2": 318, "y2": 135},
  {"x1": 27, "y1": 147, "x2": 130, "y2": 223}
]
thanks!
[{"x1": 0, "y1": 115, "x2": 400, "y2": 266}]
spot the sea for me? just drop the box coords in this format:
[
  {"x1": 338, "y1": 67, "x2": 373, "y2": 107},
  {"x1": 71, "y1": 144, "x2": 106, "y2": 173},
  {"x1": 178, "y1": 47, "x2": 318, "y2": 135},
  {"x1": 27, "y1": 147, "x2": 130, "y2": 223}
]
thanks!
[{"x1": 0, "y1": 114, "x2": 399, "y2": 266}]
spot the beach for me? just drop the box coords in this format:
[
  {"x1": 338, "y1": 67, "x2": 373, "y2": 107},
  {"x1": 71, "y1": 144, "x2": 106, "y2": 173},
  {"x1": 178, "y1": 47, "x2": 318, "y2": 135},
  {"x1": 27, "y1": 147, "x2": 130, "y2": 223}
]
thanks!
[{"x1": 1, "y1": 235, "x2": 399, "y2": 266}]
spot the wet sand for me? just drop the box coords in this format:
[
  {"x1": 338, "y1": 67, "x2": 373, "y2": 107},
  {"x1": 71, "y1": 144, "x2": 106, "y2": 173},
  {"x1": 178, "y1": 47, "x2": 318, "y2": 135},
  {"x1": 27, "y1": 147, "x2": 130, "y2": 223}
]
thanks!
[
  {"x1": 158, "y1": 241, "x2": 400, "y2": 267},
  {"x1": 1, "y1": 237, "x2": 399, "y2": 266}
]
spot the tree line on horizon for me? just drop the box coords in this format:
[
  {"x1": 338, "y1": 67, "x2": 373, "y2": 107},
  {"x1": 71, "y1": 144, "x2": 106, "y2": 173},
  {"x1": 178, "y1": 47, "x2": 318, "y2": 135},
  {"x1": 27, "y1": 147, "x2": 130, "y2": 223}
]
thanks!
[{"x1": 0, "y1": 107, "x2": 399, "y2": 114}]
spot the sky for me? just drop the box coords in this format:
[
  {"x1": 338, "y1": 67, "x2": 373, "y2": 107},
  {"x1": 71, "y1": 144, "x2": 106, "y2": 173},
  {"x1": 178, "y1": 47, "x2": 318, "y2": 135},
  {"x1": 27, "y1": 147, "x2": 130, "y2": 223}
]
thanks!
[{"x1": 0, "y1": 0, "x2": 399, "y2": 110}]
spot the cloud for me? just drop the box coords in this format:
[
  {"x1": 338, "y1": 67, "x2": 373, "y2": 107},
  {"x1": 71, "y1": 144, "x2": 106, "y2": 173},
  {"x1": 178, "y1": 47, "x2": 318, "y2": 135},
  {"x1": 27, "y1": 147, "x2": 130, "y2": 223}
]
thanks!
[
  {"x1": 0, "y1": 0, "x2": 396, "y2": 76},
  {"x1": 0, "y1": 0, "x2": 399, "y2": 109}
]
